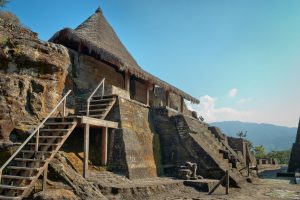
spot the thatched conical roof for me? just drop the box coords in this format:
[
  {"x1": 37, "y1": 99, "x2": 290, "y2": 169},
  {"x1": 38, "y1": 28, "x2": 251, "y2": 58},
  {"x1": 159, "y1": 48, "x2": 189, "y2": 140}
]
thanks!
[{"x1": 50, "y1": 8, "x2": 199, "y2": 104}]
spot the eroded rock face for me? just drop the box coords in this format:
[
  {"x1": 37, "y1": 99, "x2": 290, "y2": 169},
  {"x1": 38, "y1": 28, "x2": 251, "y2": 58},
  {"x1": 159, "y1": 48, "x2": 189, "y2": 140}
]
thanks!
[
  {"x1": 0, "y1": 19, "x2": 70, "y2": 147},
  {"x1": 48, "y1": 152, "x2": 107, "y2": 200}
]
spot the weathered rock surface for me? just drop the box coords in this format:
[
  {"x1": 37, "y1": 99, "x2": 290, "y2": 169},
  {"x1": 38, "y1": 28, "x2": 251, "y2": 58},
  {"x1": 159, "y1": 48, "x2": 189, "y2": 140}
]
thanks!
[
  {"x1": 47, "y1": 152, "x2": 107, "y2": 200},
  {"x1": 33, "y1": 189, "x2": 79, "y2": 200},
  {"x1": 0, "y1": 19, "x2": 70, "y2": 147}
]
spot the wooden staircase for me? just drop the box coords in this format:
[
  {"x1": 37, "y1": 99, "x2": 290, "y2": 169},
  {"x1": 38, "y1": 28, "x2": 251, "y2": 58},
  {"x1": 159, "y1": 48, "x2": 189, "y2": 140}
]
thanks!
[
  {"x1": 0, "y1": 91, "x2": 77, "y2": 200},
  {"x1": 0, "y1": 78, "x2": 118, "y2": 200},
  {"x1": 77, "y1": 78, "x2": 116, "y2": 120},
  {"x1": 79, "y1": 95, "x2": 116, "y2": 119}
]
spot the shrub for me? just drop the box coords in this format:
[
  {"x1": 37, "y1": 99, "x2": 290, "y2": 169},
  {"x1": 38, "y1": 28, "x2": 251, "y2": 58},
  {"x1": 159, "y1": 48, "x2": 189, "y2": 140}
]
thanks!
[{"x1": 0, "y1": 10, "x2": 20, "y2": 25}]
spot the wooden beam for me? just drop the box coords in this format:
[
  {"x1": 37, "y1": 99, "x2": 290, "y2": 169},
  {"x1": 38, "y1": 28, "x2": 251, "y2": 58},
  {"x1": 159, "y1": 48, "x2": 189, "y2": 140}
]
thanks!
[
  {"x1": 166, "y1": 91, "x2": 170, "y2": 107},
  {"x1": 42, "y1": 164, "x2": 48, "y2": 191},
  {"x1": 83, "y1": 124, "x2": 90, "y2": 178},
  {"x1": 81, "y1": 116, "x2": 118, "y2": 128},
  {"x1": 101, "y1": 127, "x2": 108, "y2": 166},
  {"x1": 180, "y1": 97, "x2": 184, "y2": 113},
  {"x1": 124, "y1": 71, "x2": 130, "y2": 91},
  {"x1": 226, "y1": 170, "x2": 229, "y2": 194},
  {"x1": 146, "y1": 83, "x2": 151, "y2": 106}
]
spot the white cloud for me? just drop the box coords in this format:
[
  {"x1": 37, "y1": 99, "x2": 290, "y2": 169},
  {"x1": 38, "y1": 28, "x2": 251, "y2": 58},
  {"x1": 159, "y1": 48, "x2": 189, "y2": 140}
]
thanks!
[
  {"x1": 228, "y1": 88, "x2": 238, "y2": 98},
  {"x1": 186, "y1": 94, "x2": 298, "y2": 127},
  {"x1": 187, "y1": 95, "x2": 256, "y2": 123},
  {"x1": 237, "y1": 98, "x2": 252, "y2": 105}
]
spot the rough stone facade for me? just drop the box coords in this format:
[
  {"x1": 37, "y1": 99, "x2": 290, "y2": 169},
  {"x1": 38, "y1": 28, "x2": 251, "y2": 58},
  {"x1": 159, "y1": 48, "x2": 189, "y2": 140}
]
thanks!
[
  {"x1": 0, "y1": 19, "x2": 70, "y2": 147},
  {"x1": 108, "y1": 97, "x2": 160, "y2": 179},
  {"x1": 150, "y1": 108, "x2": 247, "y2": 186},
  {"x1": 288, "y1": 117, "x2": 300, "y2": 172},
  {"x1": 227, "y1": 137, "x2": 247, "y2": 163}
]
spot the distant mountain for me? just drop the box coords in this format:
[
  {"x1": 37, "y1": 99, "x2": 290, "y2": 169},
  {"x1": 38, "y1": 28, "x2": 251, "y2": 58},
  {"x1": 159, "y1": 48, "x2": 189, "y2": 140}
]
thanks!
[{"x1": 210, "y1": 121, "x2": 297, "y2": 151}]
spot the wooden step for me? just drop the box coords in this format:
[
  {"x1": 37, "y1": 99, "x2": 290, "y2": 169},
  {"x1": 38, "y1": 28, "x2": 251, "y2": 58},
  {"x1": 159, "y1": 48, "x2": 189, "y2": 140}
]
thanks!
[
  {"x1": 14, "y1": 158, "x2": 45, "y2": 162},
  {"x1": 87, "y1": 114, "x2": 103, "y2": 118},
  {"x1": 0, "y1": 195, "x2": 21, "y2": 200},
  {"x1": 1, "y1": 175, "x2": 34, "y2": 180},
  {"x1": 6, "y1": 166, "x2": 39, "y2": 171},
  {"x1": 79, "y1": 109, "x2": 106, "y2": 113},
  {"x1": 92, "y1": 95, "x2": 115, "y2": 99},
  {"x1": 44, "y1": 122, "x2": 76, "y2": 125},
  {"x1": 90, "y1": 98, "x2": 113, "y2": 102},
  {"x1": 39, "y1": 129, "x2": 70, "y2": 132},
  {"x1": 84, "y1": 103, "x2": 110, "y2": 108},
  {"x1": 0, "y1": 184, "x2": 27, "y2": 190},
  {"x1": 27, "y1": 143, "x2": 58, "y2": 146},
  {"x1": 35, "y1": 136, "x2": 64, "y2": 139},
  {"x1": 20, "y1": 150, "x2": 53, "y2": 154}
]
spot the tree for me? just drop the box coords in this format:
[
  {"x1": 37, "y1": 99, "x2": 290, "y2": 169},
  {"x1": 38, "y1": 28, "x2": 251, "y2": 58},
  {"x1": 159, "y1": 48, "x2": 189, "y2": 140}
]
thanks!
[
  {"x1": 254, "y1": 145, "x2": 266, "y2": 158},
  {"x1": 267, "y1": 149, "x2": 291, "y2": 164},
  {"x1": 0, "y1": 0, "x2": 9, "y2": 8},
  {"x1": 236, "y1": 131, "x2": 247, "y2": 139}
]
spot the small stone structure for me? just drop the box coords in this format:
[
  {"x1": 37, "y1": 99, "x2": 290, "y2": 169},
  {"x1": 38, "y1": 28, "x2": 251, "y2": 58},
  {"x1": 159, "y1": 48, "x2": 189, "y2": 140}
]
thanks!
[{"x1": 288, "y1": 117, "x2": 300, "y2": 172}]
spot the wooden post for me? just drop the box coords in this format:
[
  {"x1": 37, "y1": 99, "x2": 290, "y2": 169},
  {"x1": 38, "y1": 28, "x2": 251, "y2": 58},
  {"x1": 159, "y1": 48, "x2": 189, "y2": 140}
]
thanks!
[
  {"x1": 180, "y1": 97, "x2": 184, "y2": 113},
  {"x1": 208, "y1": 170, "x2": 229, "y2": 195},
  {"x1": 146, "y1": 83, "x2": 151, "y2": 106},
  {"x1": 101, "y1": 127, "x2": 108, "y2": 166},
  {"x1": 62, "y1": 99, "x2": 66, "y2": 117},
  {"x1": 35, "y1": 129, "x2": 39, "y2": 152},
  {"x1": 124, "y1": 71, "x2": 130, "y2": 92},
  {"x1": 42, "y1": 164, "x2": 48, "y2": 191},
  {"x1": 247, "y1": 165, "x2": 250, "y2": 177},
  {"x1": 166, "y1": 91, "x2": 170, "y2": 107},
  {"x1": 83, "y1": 124, "x2": 90, "y2": 178},
  {"x1": 226, "y1": 170, "x2": 229, "y2": 194}
]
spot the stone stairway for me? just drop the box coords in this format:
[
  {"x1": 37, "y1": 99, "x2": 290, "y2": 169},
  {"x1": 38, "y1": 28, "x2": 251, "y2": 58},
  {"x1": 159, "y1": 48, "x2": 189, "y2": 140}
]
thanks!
[
  {"x1": 172, "y1": 115, "x2": 247, "y2": 186},
  {"x1": 78, "y1": 95, "x2": 116, "y2": 119}
]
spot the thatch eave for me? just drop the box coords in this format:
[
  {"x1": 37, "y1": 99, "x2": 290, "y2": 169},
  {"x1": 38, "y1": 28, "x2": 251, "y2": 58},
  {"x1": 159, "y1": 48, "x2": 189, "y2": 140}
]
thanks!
[{"x1": 50, "y1": 28, "x2": 200, "y2": 104}]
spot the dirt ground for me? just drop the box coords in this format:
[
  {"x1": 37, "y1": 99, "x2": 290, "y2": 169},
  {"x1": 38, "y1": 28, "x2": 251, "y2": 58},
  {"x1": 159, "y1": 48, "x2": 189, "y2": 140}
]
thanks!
[{"x1": 149, "y1": 166, "x2": 300, "y2": 200}]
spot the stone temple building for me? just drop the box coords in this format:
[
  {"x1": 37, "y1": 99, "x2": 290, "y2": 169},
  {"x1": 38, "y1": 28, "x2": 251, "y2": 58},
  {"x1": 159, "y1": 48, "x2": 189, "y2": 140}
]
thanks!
[
  {"x1": 288, "y1": 117, "x2": 300, "y2": 172},
  {"x1": 0, "y1": 8, "x2": 256, "y2": 199}
]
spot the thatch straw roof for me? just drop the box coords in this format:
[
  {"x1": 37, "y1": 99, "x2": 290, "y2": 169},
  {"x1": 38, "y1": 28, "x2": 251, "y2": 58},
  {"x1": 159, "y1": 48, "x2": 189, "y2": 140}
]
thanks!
[{"x1": 50, "y1": 8, "x2": 199, "y2": 104}]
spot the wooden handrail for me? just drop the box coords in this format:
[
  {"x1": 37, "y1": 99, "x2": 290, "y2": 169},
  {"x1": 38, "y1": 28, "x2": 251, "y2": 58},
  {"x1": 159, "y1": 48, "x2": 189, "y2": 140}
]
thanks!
[
  {"x1": 86, "y1": 78, "x2": 105, "y2": 116},
  {"x1": 0, "y1": 90, "x2": 72, "y2": 177}
]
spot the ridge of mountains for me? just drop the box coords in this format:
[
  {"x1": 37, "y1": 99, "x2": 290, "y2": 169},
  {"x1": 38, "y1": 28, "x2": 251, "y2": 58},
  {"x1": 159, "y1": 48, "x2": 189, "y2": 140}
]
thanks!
[{"x1": 210, "y1": 121, "x2": 297, "y2": 151}]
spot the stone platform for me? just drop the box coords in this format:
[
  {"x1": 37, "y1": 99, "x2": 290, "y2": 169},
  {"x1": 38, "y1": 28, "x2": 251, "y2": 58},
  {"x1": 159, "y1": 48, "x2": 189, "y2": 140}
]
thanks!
[{"x1": 87, "y1": 171, "x2": 222, "y2": 199}]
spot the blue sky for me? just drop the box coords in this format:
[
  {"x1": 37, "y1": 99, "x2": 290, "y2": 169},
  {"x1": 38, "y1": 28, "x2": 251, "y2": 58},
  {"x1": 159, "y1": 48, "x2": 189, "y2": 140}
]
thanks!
[{"x1": 5, "y1": 0, "x2": 300, "y2": 127}]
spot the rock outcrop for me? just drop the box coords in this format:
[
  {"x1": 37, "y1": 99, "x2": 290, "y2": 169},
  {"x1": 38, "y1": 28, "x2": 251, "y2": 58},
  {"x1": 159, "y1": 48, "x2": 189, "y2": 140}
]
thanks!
[{"x1": 0, "y1": 19, "x2": 70, "y2": 147}]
